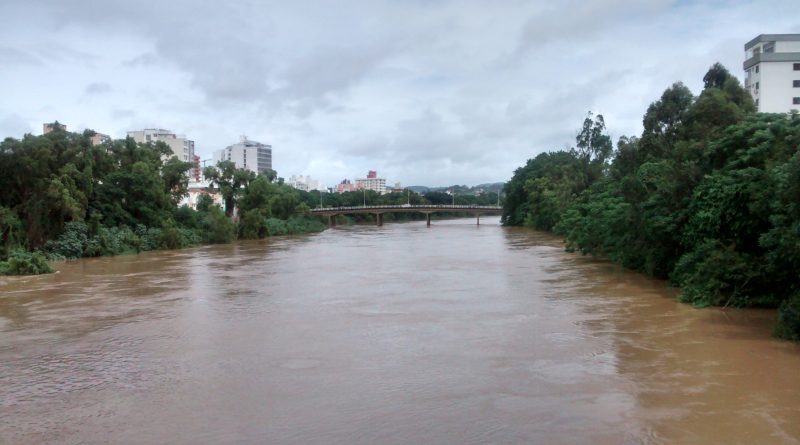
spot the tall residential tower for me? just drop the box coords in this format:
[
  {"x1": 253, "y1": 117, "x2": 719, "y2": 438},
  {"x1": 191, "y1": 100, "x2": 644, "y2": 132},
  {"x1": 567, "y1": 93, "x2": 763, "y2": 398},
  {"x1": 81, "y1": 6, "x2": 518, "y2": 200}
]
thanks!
[
  {"x1": 743, "y1": 34, "x2": 800, "y2": 113},
  {"x1": 127, "y1": 128, "x2": 195, "y2": 162},
  {"x1": 213, "y1": 136, "x2": 273, "y2": 175}
]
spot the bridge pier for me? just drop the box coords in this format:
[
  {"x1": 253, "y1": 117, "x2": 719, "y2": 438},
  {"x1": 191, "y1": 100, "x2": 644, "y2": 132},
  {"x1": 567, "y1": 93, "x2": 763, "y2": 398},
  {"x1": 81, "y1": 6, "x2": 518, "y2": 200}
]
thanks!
[
  {"x1": 328, "y1": 215, "x2": 336, "y2": 228},
  {"x1": 426, "y1": 213, "x2": 431, "y2": 227},
  {"x1": 477, "y1": 213, "x2": 480, "y2": 225},
  {"x1": 376, "y1": 213, "x2": 383, "y2": 226}
]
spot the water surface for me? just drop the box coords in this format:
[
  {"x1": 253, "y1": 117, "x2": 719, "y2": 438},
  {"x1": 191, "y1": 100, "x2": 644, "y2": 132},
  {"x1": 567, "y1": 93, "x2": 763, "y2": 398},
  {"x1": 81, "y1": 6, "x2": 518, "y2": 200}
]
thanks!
[{"x1": 1, "y1": 217, "x2": 798, "y2": 444}]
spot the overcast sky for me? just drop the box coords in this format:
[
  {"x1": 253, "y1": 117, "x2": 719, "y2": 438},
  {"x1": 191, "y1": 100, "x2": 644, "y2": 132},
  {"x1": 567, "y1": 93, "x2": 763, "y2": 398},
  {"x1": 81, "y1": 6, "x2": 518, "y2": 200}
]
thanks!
[{"x1": 1, "y1": 1, "x2": 798, "y2": 187}]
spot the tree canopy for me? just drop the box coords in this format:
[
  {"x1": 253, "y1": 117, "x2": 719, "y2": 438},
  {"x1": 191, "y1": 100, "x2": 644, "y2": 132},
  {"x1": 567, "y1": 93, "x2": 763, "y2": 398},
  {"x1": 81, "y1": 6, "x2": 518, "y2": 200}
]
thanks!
[{"x1": 502, "y1": 63, "x2": 800, "y2": 340}]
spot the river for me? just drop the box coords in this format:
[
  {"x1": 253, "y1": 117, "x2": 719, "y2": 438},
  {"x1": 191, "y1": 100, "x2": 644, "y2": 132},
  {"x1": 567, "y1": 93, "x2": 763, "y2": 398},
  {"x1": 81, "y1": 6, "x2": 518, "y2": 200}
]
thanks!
[{"x1": 1, "y1": 217, "x2": 799, "y2": 444}]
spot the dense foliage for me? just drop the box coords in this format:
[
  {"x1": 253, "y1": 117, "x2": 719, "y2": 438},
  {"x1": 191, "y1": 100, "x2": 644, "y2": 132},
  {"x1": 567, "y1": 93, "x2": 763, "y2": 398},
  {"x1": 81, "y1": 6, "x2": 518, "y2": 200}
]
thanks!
[
  {"x1": 0, "y1": 126, "x2": 502, "y2": 277},
  {"x1": 0, "y1": 127, "x2": 325, "y2": 275},
  {"x1": 502, "y1": 63, "x2": 800, "y2": 340}
]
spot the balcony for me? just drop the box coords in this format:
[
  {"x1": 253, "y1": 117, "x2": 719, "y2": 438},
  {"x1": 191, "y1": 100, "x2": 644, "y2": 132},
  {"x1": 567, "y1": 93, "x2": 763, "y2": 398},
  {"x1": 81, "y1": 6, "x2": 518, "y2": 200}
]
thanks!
[{"x1": 744, "y1": 51, "x2": 800, "y2": 70}]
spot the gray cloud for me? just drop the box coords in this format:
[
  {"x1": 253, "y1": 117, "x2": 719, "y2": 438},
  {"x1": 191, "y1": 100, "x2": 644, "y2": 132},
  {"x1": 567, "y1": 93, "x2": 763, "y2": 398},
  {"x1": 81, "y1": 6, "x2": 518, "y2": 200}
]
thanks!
[
  {"x1": 0, "y1": 113, "x2": 33, "y2": 137},
  {"x1": 0, "y1": 47, "x2": 42, "y2": 66},
  {"x1": 0, "y1": 0, "x2": 798, "y2": 187},
  {"x1": 123, "y1": 53, "x2": 162, "y2": 68},
  {"x1": 85, "y1": 82, "x2": 112, "y2": 95}
]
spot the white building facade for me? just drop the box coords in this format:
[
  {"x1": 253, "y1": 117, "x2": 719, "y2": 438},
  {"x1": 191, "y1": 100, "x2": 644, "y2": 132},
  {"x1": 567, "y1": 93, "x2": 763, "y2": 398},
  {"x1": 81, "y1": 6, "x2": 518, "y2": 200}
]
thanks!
[
  {"x1": 213, "y1": 136, "x2": 273, "y2": 175},
  {"x1": 178, "y1": 180, "x2": 224, "y2": 210},
  {"x1": 744, "y1": 34, "x2": 800, "y2": 113},
  {"x1": 355, "y1": 170, "x2": 387, "y2": 194},
  {"x1": 287, "y1": 175, "x2": 321, "y2": 191},
  {"x1": 127, "y1": 128, "x2": 195, "y2": 162}
]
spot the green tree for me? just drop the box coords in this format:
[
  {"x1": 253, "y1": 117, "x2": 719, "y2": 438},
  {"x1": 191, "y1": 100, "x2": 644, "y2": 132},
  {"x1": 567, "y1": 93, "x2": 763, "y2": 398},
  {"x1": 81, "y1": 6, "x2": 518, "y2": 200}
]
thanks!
[
  {"x1": 203, "y1": 161, "x2": 255, "y2": 216},
  {"x1": 161, "y1": 157, "x2": 193, "y2": 205}
]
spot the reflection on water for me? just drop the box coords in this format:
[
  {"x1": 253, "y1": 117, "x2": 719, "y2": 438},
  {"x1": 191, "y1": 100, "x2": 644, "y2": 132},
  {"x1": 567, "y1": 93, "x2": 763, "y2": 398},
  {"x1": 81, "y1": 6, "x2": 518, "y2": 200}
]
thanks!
[{"x1": 1, "y1": 217, "x2": 798, "y2": 444}]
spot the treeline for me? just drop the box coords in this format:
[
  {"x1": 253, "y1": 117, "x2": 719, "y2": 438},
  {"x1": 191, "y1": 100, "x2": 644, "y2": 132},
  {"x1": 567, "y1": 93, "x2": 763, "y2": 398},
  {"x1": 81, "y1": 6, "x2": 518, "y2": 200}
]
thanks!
[
  {"x1": 0, "y1": 126, "x2": 499, "y2": 275},
  {"x1": 502, "y1": 63, "x2": 800, "y2": 340},
  {"x1": 0, "y1": 128, "x2": 327, "y2": 275}
]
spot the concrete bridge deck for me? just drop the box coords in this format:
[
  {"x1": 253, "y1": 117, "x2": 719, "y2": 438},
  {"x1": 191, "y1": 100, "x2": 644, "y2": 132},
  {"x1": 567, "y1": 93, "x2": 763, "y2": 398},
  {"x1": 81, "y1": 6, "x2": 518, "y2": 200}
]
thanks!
[{"x1": 310, "y1": 205, "x2": 502, "y2": 226}]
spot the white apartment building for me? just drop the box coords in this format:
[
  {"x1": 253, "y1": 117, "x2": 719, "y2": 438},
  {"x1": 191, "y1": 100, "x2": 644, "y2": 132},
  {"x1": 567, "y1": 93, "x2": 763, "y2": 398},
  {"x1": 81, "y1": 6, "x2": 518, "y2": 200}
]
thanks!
[
  {"x1": 355, "y1": 170, "x2": 387, "y2": 194},
  {"x1": 127, "y1": 128, "x2": 195, "y2": 162},
  {"x1": 744, "y1": 34, "x2": 800, "y2": 113},
  {"x1": 213, "y1": 136, "x2": 273, "y2": 175},
  {"x1": 287, "y1": 175, "x2": 321, "y2": 192}
]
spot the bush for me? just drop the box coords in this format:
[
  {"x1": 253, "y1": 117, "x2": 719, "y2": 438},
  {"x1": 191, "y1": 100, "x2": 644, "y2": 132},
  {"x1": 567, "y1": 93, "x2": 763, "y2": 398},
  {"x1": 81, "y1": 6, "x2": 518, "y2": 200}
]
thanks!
[
  {"x1": 159, "y1": 222, "x2": 184, "y2": 250},
  {"x1": 84, "y1": 226, "x2": 137, "y2": 257},
  {"x1": 200, "y1": 206, "x2": 235, "y2": 244},
  {"x1": 158, "y1": 220, "x2": 201, "y2": 250},
  {"x1": 265, "y1": 218, "x2": 288, "y2": 236},
  {"x1": 44, "y1": 221, "x2": 88, "y2": 259},
  {"x1": 0, "y1": 249, "x2": 53, "y2": 275},
  {"x1": 672, "y1": 239, "x2": 765, "y2": 307},
  {"x1": 0, "y1": 206, "x2": 24, "y2": 259},
  {"x1": 286, "y1": 216, "x2": 326, "y2": 234},
  {"x1": 135, "y1": 224, "x2": 162, "y2": 251},
  {"x1": 173, "y1": 205, "x2": 200, "y2": 229},
  {"x1": 775, "y1": 292, "x2": 800, "y2": 341},
  {"x1": 240, "y1": 209, "x2": 268, "y2": 239}
]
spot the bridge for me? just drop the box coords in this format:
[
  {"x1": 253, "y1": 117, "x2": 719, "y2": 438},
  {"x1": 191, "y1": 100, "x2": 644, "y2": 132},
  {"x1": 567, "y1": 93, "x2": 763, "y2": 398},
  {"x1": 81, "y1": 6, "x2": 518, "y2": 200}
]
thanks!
[{"x1": 310, "y1": 204, "x2": 503, "y2": 227}]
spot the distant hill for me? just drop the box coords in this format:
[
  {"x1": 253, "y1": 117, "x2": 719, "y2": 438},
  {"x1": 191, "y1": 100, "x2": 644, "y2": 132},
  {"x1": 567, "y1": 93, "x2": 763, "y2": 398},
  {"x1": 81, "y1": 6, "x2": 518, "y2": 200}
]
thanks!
[{"x1": 406, "y1": 182, "x2": 504, "y2": 195}]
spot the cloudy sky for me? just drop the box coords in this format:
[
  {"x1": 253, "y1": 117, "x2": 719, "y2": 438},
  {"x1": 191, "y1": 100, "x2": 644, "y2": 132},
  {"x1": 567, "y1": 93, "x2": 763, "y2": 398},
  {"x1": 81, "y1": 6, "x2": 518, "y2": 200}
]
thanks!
[{"x1": 1, "y1": 1, "x2": 798, "y2": 187}]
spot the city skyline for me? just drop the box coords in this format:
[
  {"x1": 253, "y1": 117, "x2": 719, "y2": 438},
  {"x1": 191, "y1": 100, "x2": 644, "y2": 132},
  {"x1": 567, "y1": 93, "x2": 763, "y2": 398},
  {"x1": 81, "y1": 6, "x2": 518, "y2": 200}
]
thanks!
[{"x1": 1, "y1": 0, "x2": 798, "y2": 187}]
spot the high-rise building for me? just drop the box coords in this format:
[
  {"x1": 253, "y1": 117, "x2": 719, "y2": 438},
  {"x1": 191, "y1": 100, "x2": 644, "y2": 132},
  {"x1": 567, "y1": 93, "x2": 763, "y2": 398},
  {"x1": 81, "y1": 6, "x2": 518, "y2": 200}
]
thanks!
[
  {"x1": 335, "y1": 179, "x2": 357, "y2": 193},
  {"x1": 127, "y1": 128, "x2": 195, "y2": 162},
  {"x1": 287, "y1": 175, "x2": 321, "y2": 192},
  {"x1": 213, "y1": 136, "x2": 273, "y2": 175},
  {"x1": 355, "y1": 170, "x2": 386, "y2": 194},
  {"x1": 744, "y1": 34, "x2": 800, "y2": 113}
]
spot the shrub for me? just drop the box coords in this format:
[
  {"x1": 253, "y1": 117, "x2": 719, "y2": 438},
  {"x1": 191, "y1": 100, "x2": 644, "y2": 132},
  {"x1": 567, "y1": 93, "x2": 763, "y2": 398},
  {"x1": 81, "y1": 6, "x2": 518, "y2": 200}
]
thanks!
[
  {"x1": 84, "y1": 226, "x2": 136, "y2": 257},
  {"x1": 0, "y1": 249, "x2": 53, "y2": 275},
  {"x1": 173, "y1": 205, "x2": 200, "y2": 229},
  {"x1": 200, "y1": 206, "x2": 235, "y2": 244},
  {"x1": 775, "y1": 292, "x2": 800, "y2": 341},
  {"x1": 159, "y1": 222, "x2": 184, "y2": 250},
  {"x1": 44, "y1": 221, "x2": 88, "y2": 259},
  {"x1": 264, "y1": 218, "x2": 288, "y2": 236},
  {"x1": 240, "y1": 209, "x2": 268, "y2": 239},
  {"x1": 672, "y1": 239, "x2": 763, "y2": 307},
  {"x1": 0, "y1": 206, "x2": 23, "y2": 259},
  {"x1": 135, "y1": 224, "x2": 162, "y2": 251},
  {"x1": 285, "y1": 216, "x2": 325, "y2": 235}
]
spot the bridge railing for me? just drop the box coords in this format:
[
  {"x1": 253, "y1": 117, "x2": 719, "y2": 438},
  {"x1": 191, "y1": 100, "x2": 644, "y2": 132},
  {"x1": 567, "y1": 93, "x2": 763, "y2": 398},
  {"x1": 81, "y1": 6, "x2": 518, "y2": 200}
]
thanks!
[{"x1": 310, "y1": 204, "x2": 502, "y2": 212}]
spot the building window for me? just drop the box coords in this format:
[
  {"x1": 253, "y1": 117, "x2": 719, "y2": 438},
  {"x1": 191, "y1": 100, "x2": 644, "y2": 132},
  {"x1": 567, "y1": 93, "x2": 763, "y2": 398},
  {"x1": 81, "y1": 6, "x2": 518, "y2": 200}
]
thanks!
[
  {"x1": 795, "y1": 63, "x2": 800, "y2": 71},
  {"x1": 755, "y1": 65, "x2": 759, "y2": 73},
  {"x1": 755, "y1": 99, "x2": 759, "y2": 108},
  {"x1": 794, "y1": 80, "x2": 800, "y2": 88},
  {"x1": 794, "y1": 97, "x2": 800, "y2": 105},
  {"x1": 755, "y1": 82, "x2": 759, "y2": 90}
]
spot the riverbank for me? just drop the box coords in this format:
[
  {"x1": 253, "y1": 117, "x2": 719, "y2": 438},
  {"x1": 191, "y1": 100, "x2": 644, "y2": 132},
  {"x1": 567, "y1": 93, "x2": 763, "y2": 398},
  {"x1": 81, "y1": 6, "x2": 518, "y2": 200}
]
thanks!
[
  {"x1": 501, "y1": 66, "x2": 800, "y2": 340},
  {"x1": 0, "y1": 215, "x2": 327, "y2": 277}
]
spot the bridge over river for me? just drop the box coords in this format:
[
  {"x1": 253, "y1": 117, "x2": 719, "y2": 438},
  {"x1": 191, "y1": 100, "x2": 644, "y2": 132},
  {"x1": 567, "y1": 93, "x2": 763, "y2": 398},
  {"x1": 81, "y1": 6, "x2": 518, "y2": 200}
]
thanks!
[{"x1": 310, "y1": 204, "x2": 503, "y2": 226}]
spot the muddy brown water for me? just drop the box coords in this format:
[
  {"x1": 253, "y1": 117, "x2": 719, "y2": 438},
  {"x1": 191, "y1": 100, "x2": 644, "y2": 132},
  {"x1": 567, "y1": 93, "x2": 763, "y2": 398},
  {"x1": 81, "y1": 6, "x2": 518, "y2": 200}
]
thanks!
[{"x1": 1, "y1": 217, "x2": 799, "y2": 444}]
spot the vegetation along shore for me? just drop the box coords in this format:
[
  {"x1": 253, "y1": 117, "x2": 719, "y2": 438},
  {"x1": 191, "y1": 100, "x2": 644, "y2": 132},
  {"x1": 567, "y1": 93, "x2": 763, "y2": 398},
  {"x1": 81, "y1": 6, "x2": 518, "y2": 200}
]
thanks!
[{"x1": 502, "y1": 63, "x2": 800, "y2": 340}]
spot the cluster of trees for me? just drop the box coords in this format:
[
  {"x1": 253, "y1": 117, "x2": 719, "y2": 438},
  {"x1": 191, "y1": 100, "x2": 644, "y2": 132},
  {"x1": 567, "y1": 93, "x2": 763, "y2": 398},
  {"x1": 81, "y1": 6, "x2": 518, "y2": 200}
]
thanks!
[
  {"x1": 0, "y1": 125, "x2": 501, "y2": 275},
  {"x1": 0, "y1": 127, "x2": 324, "y2": 274},
  {"x1": 502, "y1": 63, "x2": 800, "y2": 340},
  {"x1": 310, "y1": 188, "x2": 500, "y2": 225}
]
